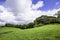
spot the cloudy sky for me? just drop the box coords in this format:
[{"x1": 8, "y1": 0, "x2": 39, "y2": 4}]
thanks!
[{"x1": 0, "y1": 0, "x2": 60, "y2": 25}]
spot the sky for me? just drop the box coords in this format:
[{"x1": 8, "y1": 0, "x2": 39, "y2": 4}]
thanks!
[{"x1": 0, "y1": 0, "x2": 60, "y2": 25}]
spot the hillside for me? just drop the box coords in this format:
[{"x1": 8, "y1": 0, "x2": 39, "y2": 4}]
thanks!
[{"x1": 0, "y1": 24, "x2": 60, "y2": 40}]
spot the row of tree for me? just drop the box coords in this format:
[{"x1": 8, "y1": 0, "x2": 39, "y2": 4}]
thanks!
[
  {"x1": 1, "y1": 11, "x2": 60, "y2": 29},
  {"x1": 2, "y1": 23, "x2": 35, "y2": 29}
]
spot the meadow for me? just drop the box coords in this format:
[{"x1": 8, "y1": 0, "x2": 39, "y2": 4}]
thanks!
[{"x1": 0, "y1": 24, "x2": 60, "y2": 40}]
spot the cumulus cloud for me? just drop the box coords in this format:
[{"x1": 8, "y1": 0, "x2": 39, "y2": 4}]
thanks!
[
  {"x1": 3, "y1": 0, "x2": 43, "y2": 24},
  {"x1": 56, "y1": 2, "x2": 60, "y2": 8},
  {"x1": 32, "y1": 1, "x2": 44, "y2": 10},
  {"x1": 0, "y1": 22, "x2": 6, "y2": 26},
  {"x1": 0, "y1": 0, "x2": 60, "y2": 25},
  {"x1": 0, "y1": 5, "x2": 17, "y2": 24}
]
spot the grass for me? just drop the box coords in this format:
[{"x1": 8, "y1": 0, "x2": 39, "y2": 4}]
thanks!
[{"x1": 0, "y1": 24, "x2": 60, "y2": 40}]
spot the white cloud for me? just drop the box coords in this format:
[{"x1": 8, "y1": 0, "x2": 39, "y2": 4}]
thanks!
[
  {"x1": 2, "y1": 0, "x2": 44, "y2": 24},
  {"x1": 0, "y1": 0, "x2": 60, "y2": 25},
  {"x1": 56, "y1": 2, "x2": 59, "y2": 5},
  {"x1": 32, "y1": 1, "x2": 44, "y2": 10},
  {"x1": 55, "y1": 2, "x2": 60, "y2": 8},
  {"x1": 0, "y1": 22, "x2": 6, "y2": 26},
  {"x1": 0, "y1": 5, "x2": 17, "y2": 24}
]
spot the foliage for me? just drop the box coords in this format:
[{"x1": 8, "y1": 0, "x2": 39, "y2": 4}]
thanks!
[
  {"x1": 27, "y1": 23, "x2": 35, "y2": 28},
  {"x1": 55, "y1": 11, "x2": 60, "y2": 18},
  {"x1": 5, "y1": 23, "x2": 15, "y2": 27},
  {"x1": 34, "y1": 15, "x2": 59, "y2": 25}
]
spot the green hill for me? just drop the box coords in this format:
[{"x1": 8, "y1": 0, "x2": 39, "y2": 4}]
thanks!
[{"x1": 0, "y1": 24, "x2": 60, "y2": 40}]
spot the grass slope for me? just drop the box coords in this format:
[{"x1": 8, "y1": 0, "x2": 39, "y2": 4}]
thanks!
[{"x1": 0, "y1": 24, "x2": 60, "y2": 40}]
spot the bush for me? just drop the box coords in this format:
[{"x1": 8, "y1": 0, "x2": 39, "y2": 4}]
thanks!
[
  {"x1": 20, "y1": 24, "x2": 28, "y2": 29},
  {"x1": 27, "y1": 23, "x2": 35, "y2": 28},
  {"x1": 5, "y1": 23, "x2": 15, "y2": 27},
  {"x1": 34, "y1": 23, "x2": 44, "y2": 27},
  {"x1": 34, "y1": 15, "x2": 58, "y2": 25}
]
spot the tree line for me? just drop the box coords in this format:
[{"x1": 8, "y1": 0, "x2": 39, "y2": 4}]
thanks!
[{"x1": 1, "y1": 11, "x2": 60, "y2": 29}]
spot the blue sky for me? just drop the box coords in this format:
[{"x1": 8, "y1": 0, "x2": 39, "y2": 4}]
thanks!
[
  {"x1": 0, "y1": 0, "x2": 60, "y2": 11},
  {"x1": 0, "y1": 0, "x2": 6, "y2": 5},
  {"x1": 0, "y1": 0, "x2": 60, "y2": 25},
  {"x1": 32, "y1": 0, "x2": 60, "y2": 11}
]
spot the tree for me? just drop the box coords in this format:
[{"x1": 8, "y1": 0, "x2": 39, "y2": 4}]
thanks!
[
  {"x1": 47, "y1": 16, "x2": 57, "y2": 23},
  {"x1": 34, "y1": 15, "x2": 57, "y2": 25},
  {"x1": 54, "y1": 11, "x2": 60, "y2": 23},
  {"x1": 34, "y1": 15, "x2": 50, "y2": 25},
  {"x1": 5, "y1": 23, "x2": 14, "y2": 27},
  {"x1": 20, "y1": 24, "x2": 28, "y2": 29},
  {"x1": 27, "y1": 23, "x2": 35, "y2": 28},
  {"x1": 55, "y1": 11, "x2": 60, "y2": 18}
]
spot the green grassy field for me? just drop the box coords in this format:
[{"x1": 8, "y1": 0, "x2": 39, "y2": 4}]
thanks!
[{"x1": 0, "y1": 24, "x2": 60, "y2": 40}]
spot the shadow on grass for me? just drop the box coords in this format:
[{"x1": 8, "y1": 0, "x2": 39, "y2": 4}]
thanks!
[
  {"x1": 54, "y1": 36, "x2": 60, "y2": 39},
  {"x1": 0, "y1": 31, "x2": 13, "y2": 35},
  {"x1": 44, "y1": 36, "x2": 60, "y2": 40}
]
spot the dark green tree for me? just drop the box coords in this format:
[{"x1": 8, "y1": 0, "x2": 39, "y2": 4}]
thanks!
[
  {"x1": 34, "y1": 15, "x2": 57, "y2": 25},
  {"x1": 5, "y1": 23, "x2": 14, "y2": 27},
  {"x1": 27, "y1": 23, "x2": 35, "y2": 28}
]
